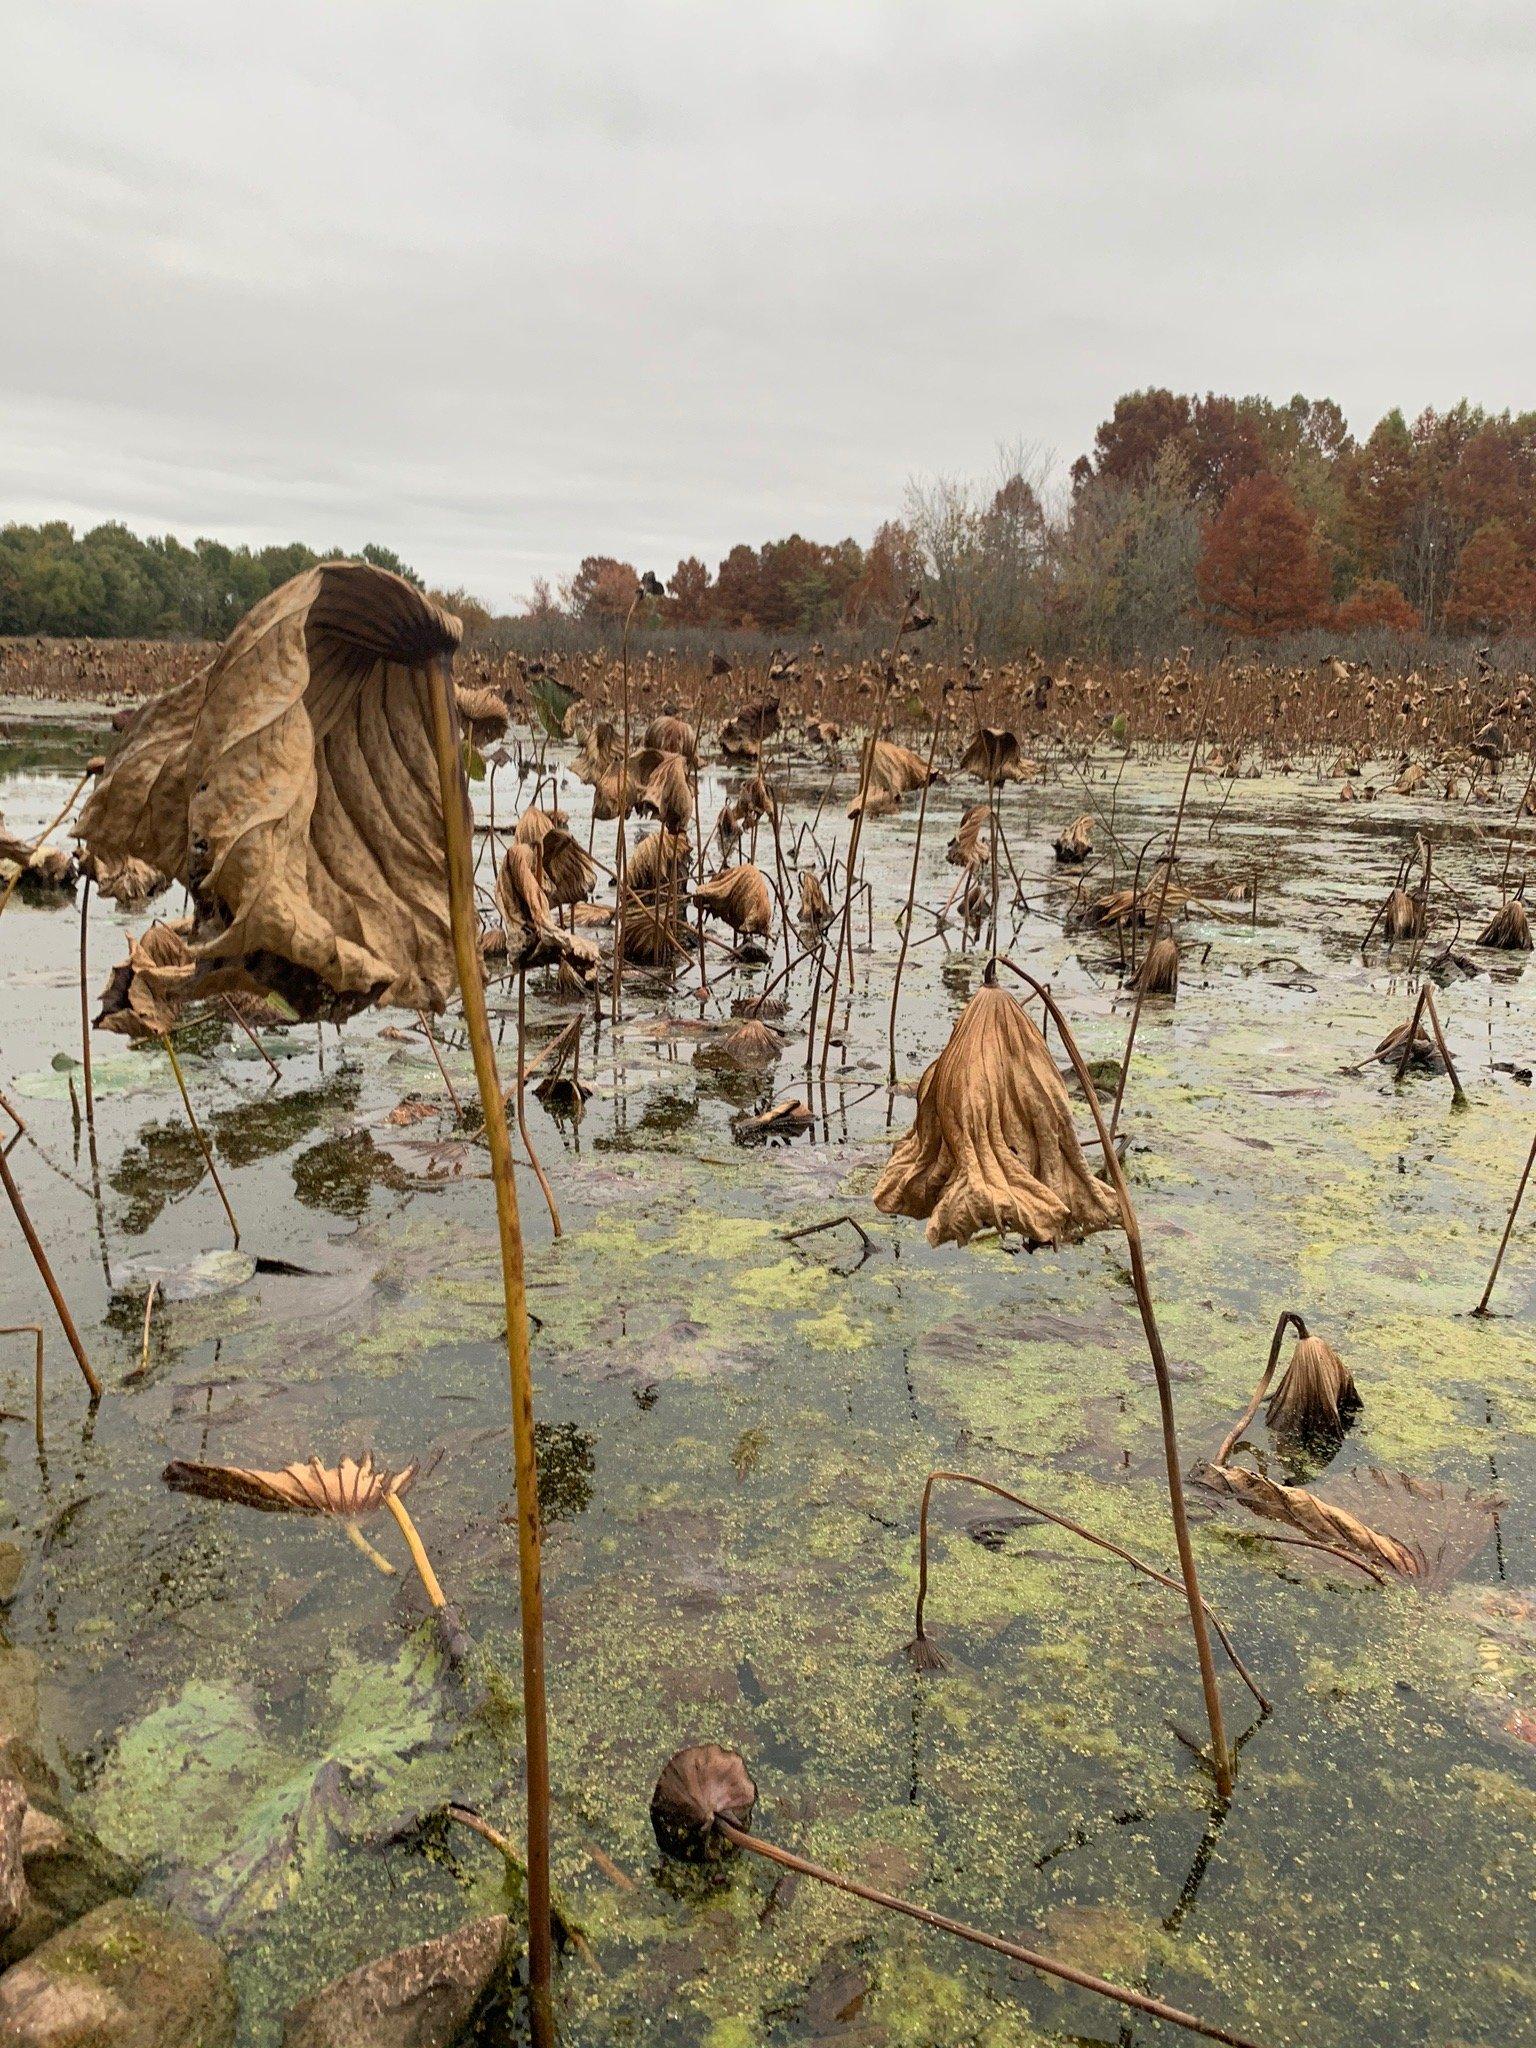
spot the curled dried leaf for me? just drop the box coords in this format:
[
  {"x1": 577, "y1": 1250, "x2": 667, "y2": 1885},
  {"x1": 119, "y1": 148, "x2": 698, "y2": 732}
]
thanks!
[
  {"x1": 96, "y1": 920, "x2": 199, "y2": 1039},
  {"x1": 946, "y1": 804, "x2": 990, "y2": 870},
  {"x1": 651, "y1": 1743, "x2": 758, "y2": 1862},
  {"x1": 77, "y1": 561, "x2": 463, "y2": 1019},
  {"x1": 1053, "y1": 815, "x2": 1094, "y2": 864},
  {"x1": 1267, "y1": 1335, "x2": 1358, "y2": 1438},
  {"x1": 695, "y1": 863, "x2": 773, "y2": 936},
  {"x1": 642, "y1": 714, "x2": 698, "y2": 764},
  {"x1": 874, "y1": 984, "x2": 1121, "y2": 1249},
  {"x1": 1133, "y1": 936, "x2": 1179, "y2": 996}
]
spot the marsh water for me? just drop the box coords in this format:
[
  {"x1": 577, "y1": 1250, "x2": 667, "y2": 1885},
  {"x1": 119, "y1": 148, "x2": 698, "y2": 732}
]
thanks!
[{"x1": 1, "y1": 705, "x2": 1534, "y2": 2046}]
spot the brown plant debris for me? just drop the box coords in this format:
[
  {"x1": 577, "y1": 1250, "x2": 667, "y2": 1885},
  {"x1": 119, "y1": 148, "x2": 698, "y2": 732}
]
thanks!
[
  {"x1": 163, "y1": 1449, "x2": 417, "y2": 1518},
  {"x1": 454, "y1": 685, "x2": 510, "y2": 749},
  {"x1": 1199, "y1": 1462, "x2": 1499, "y2": 1589},
  {"x1": 496, "y1": 845, "x2": 600, "y2": 977},
  {"x1": 1479, "y1": 899, "x2": 1533, "y2": 950},
  {"x1": 650, "y1": 1743, "x2": 758, "y2": 1861},
  {"x1": 959, "y1": 727, "x2": 1035, "y2": 785},
  {"x1": 1054, "y1": 815, "x2": 1095, "y2": 864},
  {"x1": 1133, "y1": 935, "x2": 1179, "y2": 996},
  {"x1": 947, "y1": 804, "x2": 990, "y2": 870},
  {"x1": 848, "y1": 740, "x2": 938, "y2": 817},
  {"x1": 643, "y1": 714, "x2": 698, "y2": 763},
  {"x1": 77, "y1": 561, "x2": 464, "y2": 1020},
  {"x1": 694, "y1": 863, "x2": 773, "y2": 936},
  {"x1": 1267, "y1": 1334, "x2": 1359, "y2": 1437},
  {"x1": 95, "y1": 920, "x2": 200, "y2": 1039},
  {"x1": 874, "y1": 984, "x2": 1121, "y2": 1249}
]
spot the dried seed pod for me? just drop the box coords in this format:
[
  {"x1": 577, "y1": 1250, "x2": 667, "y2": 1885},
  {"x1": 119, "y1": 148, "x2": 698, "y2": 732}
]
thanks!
[
  {"x1": 695, "y1": 863, "x2": 773, "y2": 936},
  {"x1": 1266, "y1": 1334, "x2": 1358, "y2": 1437},
  {"x1": 1133, "y1": 936, "x2": 1179, "y2": 996},
  {"x1": 1053, "y1": 815, "x2": 1094, "y2": 864},
  {"x1": 1478, "y1": 899, "x2": 1533, "y2": 950},
  {"x1": 651, "y1": 1743, "x2": 758, "y2": 1862},
  {"x1": 874, "y1": 984, "x2": 1121, "y2": 1249}
]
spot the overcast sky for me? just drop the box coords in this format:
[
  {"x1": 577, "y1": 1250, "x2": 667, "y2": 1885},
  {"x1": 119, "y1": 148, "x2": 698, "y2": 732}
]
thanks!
[{"x1": 4, "y1": 2, "x2": 1535, "y2": 610}]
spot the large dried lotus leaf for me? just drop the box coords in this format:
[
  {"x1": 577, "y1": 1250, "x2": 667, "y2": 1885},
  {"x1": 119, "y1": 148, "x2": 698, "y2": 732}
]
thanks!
[
  {"x1": 163, "y1": 1449, "x2": 417, "y2": 1518},
  {"x1": 946, "y1": 803, "x2": 990, "y2": 870},
  {"x1": 1197, "y1": 1462, "x2": 1419, "y2": 1578},
  {"x1": 497, "y1": 843, "x2": 600, "y2": 975},
  {"x1": 848, "y1": 739, "x2": 935, "y2": 817},
  {"x1": 694, "y1": 863, "x2": 773, "y2": 935},
  {"x1": 536, "y1": 826, "x2": 596, "y2": 908},
  {"x1": 77, "y1": 562, "x2": 463, "y2": 1019},
  {"x1": 874, "y1": 983, "x2": 1121, "y2": 1249},
  {"x1": 643, "y1": 714, "x2": 698, "y2": 763},
  {"x1": 627, "y1": 829, "x2": 690, "y2": 900},
  {"x1": 635, "y1": 750, "x2": 695, "y2": 834}
]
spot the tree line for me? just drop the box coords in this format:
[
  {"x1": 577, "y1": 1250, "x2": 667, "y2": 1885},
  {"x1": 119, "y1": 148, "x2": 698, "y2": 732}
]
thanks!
[
  {"x1": 0, "y1": 521, "x2": 494, "y2": 641},
  {"x1": 7, "y1": 392, "x2": 1536, "y2": 652}
]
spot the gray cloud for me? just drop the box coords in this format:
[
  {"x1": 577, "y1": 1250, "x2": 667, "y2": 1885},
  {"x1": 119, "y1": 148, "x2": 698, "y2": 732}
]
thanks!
[{"x1": 4, "y1": 1, "x2": 1534, "y2": 607}]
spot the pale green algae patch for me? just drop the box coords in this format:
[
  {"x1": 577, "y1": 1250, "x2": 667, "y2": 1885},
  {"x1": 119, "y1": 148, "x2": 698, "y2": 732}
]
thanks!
[{"x1": 2, "y1": 738, "x2": 1535, "y2": 2045}]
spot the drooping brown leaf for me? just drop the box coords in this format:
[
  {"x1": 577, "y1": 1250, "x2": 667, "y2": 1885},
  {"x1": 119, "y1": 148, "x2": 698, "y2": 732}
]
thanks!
[
  {"x1": 1267, "y1": 1334, "x2": 1358, "y2": 1437},
  {"x1": 1199, "y1": 1462, "x2": 1498, "y2": 1589},
  {"x1": 1378, "y1": 887, "x2": 1425, "y2": 943},
  {"x1": 626, "y1": 829, "x2": 690, "y2": 901},
  {"x1": 1133, "y1": 935, "x2": 1179, "y2": 995},
  {"x1": 95, "y1": 920, "x2": 200, "y2": 1039},
  {"x1": 1053, "y1": 815, "x2": 1094, "y2": 864},
  {"x1": 76, "y1": 561, "x2": 463, "y2": 1019},
  {"x1": 80, "y1": 850, "x2": 170, "y2": 908},
  {"x1": 536, "y1": 826, "x2": 597, "y2": 908},
  {"x1": 634, "y1": 750, "x2": 695, "y2": 834},
  {"x1": 695, "y1": 863, "x2": 773, "y2": 936},
  {"x1": 513, "y1": 806, "x2": 568, "y2": 850},
  {"x1": 797, "y1": 868, "x2": 831, "y2": 927},
  {"x1": 163, "y1": 1449, "x2": 417, "y2": 1518},
  {"x1": 454, "y1": 685, "x2": 510, "y2": 748},
  {"x1": 959, "y1": 728, "x2": 1035, "y2": 785},
  {"x1": 570, "y1": 720, "x2": 619, "y2": 787},
  {"x1": 1479, "y1": 899, "x2": 1533, "y2": 950},
  {"x1": 696, "y1": 1018, "x2": 785, "y2": 1071},
  {"x1": 946, "y1": 804, "x2": 990, "y2": 870},
  {"x1": 643, "y1": 714, "x2": 698, "y2": 763},
  {"x1": 847, "y1": 740, "x2": 937, "y2": 818},
  {"x1": 874, "y1": 983, "x2": 1121, "y2": 1249},
  {"x1": 496, "y1": 844, "x2": 600, "y2": 977}
]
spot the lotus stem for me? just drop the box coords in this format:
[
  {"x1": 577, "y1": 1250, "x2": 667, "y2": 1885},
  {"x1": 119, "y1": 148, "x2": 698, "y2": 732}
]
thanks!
[
  {"x1": 710, "y1": 1815, "x2": 1265, "y2": 2048},
  {"x1": 1213, "y1": 1309, "x2": 1309, "y2": 1468},
  {"x1": 381, "y1": 1491, "x2": 445, "y2": 1604},
  {"x1": 222, "y1": 996, "x2": 282, "y2": 1081},
  {"x1": 997, "y1": 958, "x2": 1233, "y2": 1798},
  {"x1": 1, "y1": 1326, "x2": 44, "y2": 1451},
  {"x1": 1110, "y1": 676, "x2": 1214, "y2": 1135},
  {"x1": 886, "y1": 688, "x2": 945, "y2": 1088},
  {"x1": 343, "y1": 1519, "x2": 398, "y2": 1575},
  {"x1": 160, "y1": 1032, "x2": 239, "y2": 1249},
  {"x1": 78, "y1": 877, "x2": 95, "y2": 1129},
  {"x1": 417, "y1": 1009, "x2": 464, "y2": 1116},
  {"x1": 428, "y1": 662, "x2": 555, "y2": 2045},
  {"x1": 516, "y1": 971, "x2": 562, "y2": 1237},
  {"x1": 0, "y1": 1148, "x2": 101, "y2": 1400},
  {"x1": 1474, "y1": 1123, "x2": 1536, "y2": 1317},
  {"x1": 138, "y1": 1279, "x2": 158, "y2": 1382}
]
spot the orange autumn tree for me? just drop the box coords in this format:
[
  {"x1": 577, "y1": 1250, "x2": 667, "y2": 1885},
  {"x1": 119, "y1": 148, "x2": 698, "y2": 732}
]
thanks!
[
  {"x1": 1197, "y1": 471, "x2": 1330, "y2": 635},
  {"x1": 1332, "y1": 577, "x2": 1420, "y2": 633},
  {"x1": 1445, "y1": 520, "x2": 1536, "y2": 634}
]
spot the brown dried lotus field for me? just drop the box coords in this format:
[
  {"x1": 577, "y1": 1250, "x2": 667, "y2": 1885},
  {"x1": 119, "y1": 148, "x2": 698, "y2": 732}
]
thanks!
[{"x1": 1, "y1": 693, "x2": 1535, "y2": 2047}]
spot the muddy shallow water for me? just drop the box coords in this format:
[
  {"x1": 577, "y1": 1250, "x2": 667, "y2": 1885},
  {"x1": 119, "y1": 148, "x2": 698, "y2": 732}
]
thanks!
[{"x1": 1, "y1": 706, "x2": 1534, "y2": 2046}]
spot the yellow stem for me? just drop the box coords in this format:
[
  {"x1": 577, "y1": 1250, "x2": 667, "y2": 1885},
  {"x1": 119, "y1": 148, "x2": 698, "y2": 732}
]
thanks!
[{"x1": 383, "y1": 1491, "x2": 446, "y2": 1607}]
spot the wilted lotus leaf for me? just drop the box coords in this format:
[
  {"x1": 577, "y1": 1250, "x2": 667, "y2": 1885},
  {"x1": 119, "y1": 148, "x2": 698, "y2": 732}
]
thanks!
[
  {"x1": 643, "y1": 714, "x2": 698, "y2": 763},
  {"x1": 1369, "y1": 1015, "x2": 1443, "y2": 1074},
  {"x1": 163, "y1": 1449, "x2": 417, "y2": 1518},
  {"x1": 571, "y1": 720, "x2": 619, "y2": 787},
  {"x1": 947, "y1": 804, "x2": 989, "y2": 870},
  {"x1": 651, "y1": 1743, "x2": 757, "y2": 1862},
  {"x1": 695, "y1": 863, "x2": 773, "y2": 936},
  {"x1": 733, "y1": 1096, "x2": 814, "y2": 1143},
  {"x1": 621, "y1": 896, "x2": 690, "y2": 966},
  {"x1": 695, "y1": 1019, "x2": 785, "y2": 1072},
  {"x1": 536, "y1": 827, "x2": 596, "y2": 908},
  {"x1": 626, "y1": 829, "x2": 690, "y2": 901},
  {"x1": 717, "y1": 720, "x2": 760, "y2": 763},
  {"x1": 731, "y1": 697, "x2": 781, "y2": 743},
  {"x1": 0, "y1": 835, "x2": 75, "y2": 889},
  {"x1": 454, "y1": 685, "x2": 510, "y2": 748},
  {"x1": 1395, "y1": 762, "x2": 1427, "y2": 795},
  {"x1": 960, "y1": 727, "x2": 1034, "y2": 785},
  {"x1": 96, "y1": 919, "x2": 199, "y2": 1039},
  {"x1": 1479, "y1": 899, "x2": 1533, "y2": 950},
  {"x1": 76, "y1": 562, "x2": 462, "y2": 1019},
  {"x1": 874, "y1": 984, "x2": 1121, "y2": 1249},
  {"x1": 1267, "y1": 1334, "x2": 1358, "y2": 1437},
  {"x1": 514, "y1": 805, "x2": 568, "y2": 850},
  {"x1": 1377, "y1": 887, "x2": 1425, "y2": 943},
  {"x1": 592, "y1": 747, "x2": 665, "y2": 821},
  {"x1": 80, "y1": 850, "x2": 170, "y2": 908},
  {"x1": 797, "y1": 868, "x2": 831, "y2": 928},
  {"x1": 1054, "y1": 815, "x2": 1094, "y2": 864},
  {"x1": 1200, "y1": 1462, "x2": 1498, "y2": 1588},
  {"x1": 735, "y1": 774, "x2": 777, "y2": 829},
  {"x1": 496, "y1": 844, "x2": 600, "y2": 977},
  {"x1": 1085, "y1": 881, "x2": 1193, "y2": 930},
  {"x1": 847, "y1": 740, "x2": 937, "y2": 818},
  {"x1": 635, "y1": 750, "x2": 695, "y2": 834},
  {"x1": 1133, "y1": 935, "x2": 1179, "y2": 996}
]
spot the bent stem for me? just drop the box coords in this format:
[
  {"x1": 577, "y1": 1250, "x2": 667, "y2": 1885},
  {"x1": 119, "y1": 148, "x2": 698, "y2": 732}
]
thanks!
[
  {"x1": 517, "y1": 970, "x2": 562, "y2": 1237},
  {"x1": 0, "y1": 1147, "x2": 101, "y2": 1400},
  {"x1": 1213, "y1": 1309, "x2": 1309, "y2": 1468},
  {"x1": 1474, "y1": 1123, "x2": 1536, "y2": 1316},
  {"x1": 710, "y1": 1815, "x2": 1265, "y2": 2048},
  {"x1": 997, "y1": 958, "x2": 1233, "y2": 1798},
  {"x1": 417, "y1": 1008, "x2": 464, "y2": 1116},
  {"x1": 911, "y1": 1469, "x2": 1266, "y2": 1709},
  {"x1": 428, "y1": 663, "x2": 554, "y2": 2047},
  {"x1": 161, "y1": 1033, "x2": 239, "y2": 1248},
  {"x1": 383, "y1": 1490, "x2": 447, "y2": 1607},
  {"x1": 343, "y1": 1520, "x2": 398, "y2": 1576}
]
